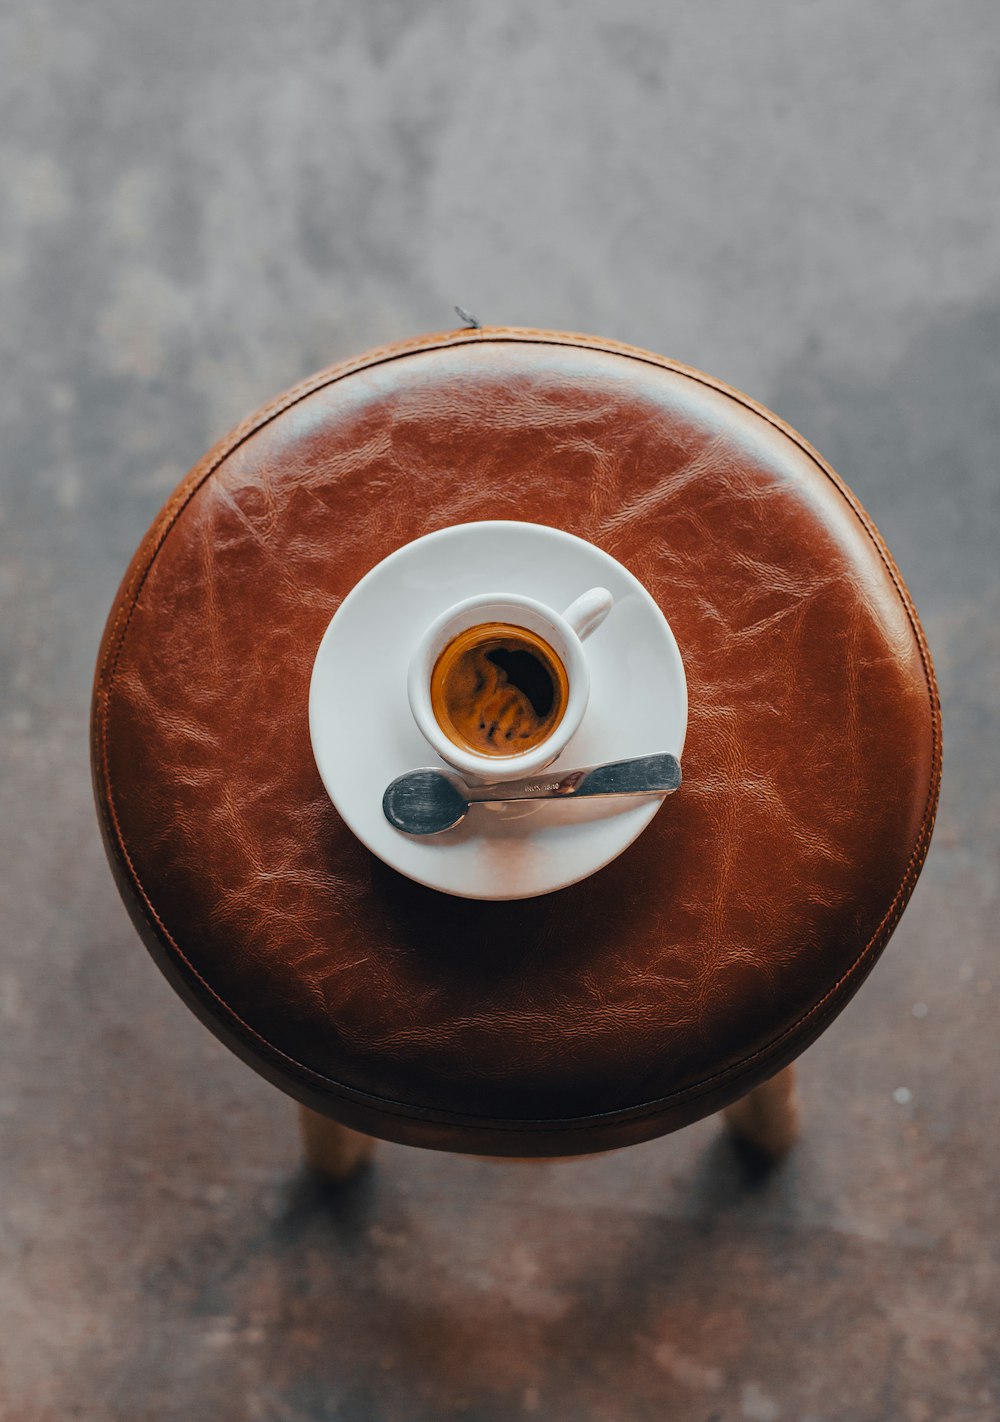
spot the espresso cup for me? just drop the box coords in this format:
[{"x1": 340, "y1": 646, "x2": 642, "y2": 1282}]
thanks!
[{"x1": 407, "y1": 587, "x2": 613, "y2": 782}]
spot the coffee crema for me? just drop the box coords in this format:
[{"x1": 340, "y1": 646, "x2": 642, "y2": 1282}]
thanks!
[{"x1": 430, "y1": 622, "x2": 569, "y2": 758}]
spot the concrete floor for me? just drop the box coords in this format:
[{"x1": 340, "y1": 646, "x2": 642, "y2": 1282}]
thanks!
[{"x1": 2, "y1": 2, "x2": 998, "y2": 1418}]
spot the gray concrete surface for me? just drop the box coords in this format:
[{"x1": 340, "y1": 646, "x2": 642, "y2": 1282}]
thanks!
[{"x1": 1, "y1": 2, "x2": 998, "y2": 1418}]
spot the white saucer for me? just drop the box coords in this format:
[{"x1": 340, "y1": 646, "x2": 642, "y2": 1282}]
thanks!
[{"x1": 309, "y1": 522, "x2": 687, "y2": 900}]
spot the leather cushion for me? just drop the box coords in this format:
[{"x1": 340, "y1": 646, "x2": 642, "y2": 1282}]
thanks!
[{"x1": 91, "y1": 329, "x2": 941, "y2": 1155}]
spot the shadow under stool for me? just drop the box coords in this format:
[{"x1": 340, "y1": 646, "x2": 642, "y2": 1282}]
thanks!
[{"x1": 91, "y1": 328, "x2": 941, "y2": 1177}]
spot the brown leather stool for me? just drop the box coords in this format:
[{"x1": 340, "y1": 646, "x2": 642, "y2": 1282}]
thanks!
[{"x1": 91, "y1": 328, "x2": 940, "y2": 1175}]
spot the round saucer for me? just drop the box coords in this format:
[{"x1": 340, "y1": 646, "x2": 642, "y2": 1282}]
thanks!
[{"x1": 309, "y1": 521, "x2": 687, "y2": 900}]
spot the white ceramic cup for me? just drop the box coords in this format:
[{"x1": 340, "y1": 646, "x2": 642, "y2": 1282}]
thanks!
[{"x1": 407, "y1": 587, "x2": 613, "y2": 782}]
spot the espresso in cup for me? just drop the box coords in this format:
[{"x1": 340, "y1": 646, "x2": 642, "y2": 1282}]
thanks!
[
  {"x1": 408, "y1": 586, "x2": 613, "y2": 782},
  {"x1": 430, "y1": 621, "x2": 569, "y2": 757}
]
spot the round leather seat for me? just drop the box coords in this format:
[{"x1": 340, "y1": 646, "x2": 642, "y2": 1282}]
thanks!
[{"x1": 91, "y1": 328, "x2": 941, "y2": 1156}]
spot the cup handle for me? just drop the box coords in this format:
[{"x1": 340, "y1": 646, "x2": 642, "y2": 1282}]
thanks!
[{"x1": 562, "y1": 586, "x2": 614, "y2": 642}]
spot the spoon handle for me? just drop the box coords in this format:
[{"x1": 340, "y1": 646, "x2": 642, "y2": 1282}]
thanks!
[{"x1": 463, "y1": 753, "x2": 682, "y2": 804}]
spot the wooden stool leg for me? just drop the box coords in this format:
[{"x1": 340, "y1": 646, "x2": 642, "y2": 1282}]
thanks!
[
  {"x1": 723, "y1": 1064, "x2": 799, "y2": 1159},
  {"x1": 298, "y1": 1105, "x2": 375, "y2": 1182}
]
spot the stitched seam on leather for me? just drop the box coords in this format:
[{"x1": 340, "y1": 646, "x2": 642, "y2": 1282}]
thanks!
[
  {"x1": 95, "y1": 327, "x2": 942, "y2": 1133},
  {"x1": 96, "y1": 323, "x2": 941, "y2": 754}
]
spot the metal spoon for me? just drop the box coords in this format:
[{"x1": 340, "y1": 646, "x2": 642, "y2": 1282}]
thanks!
[{"x1": 382, "y1": 753, "x2": 682, "y2": 836}]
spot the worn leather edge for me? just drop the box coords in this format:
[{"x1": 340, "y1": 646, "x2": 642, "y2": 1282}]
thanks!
[{"x1": 90, "y1": 326, "x2": 943, "y2": 1155}]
